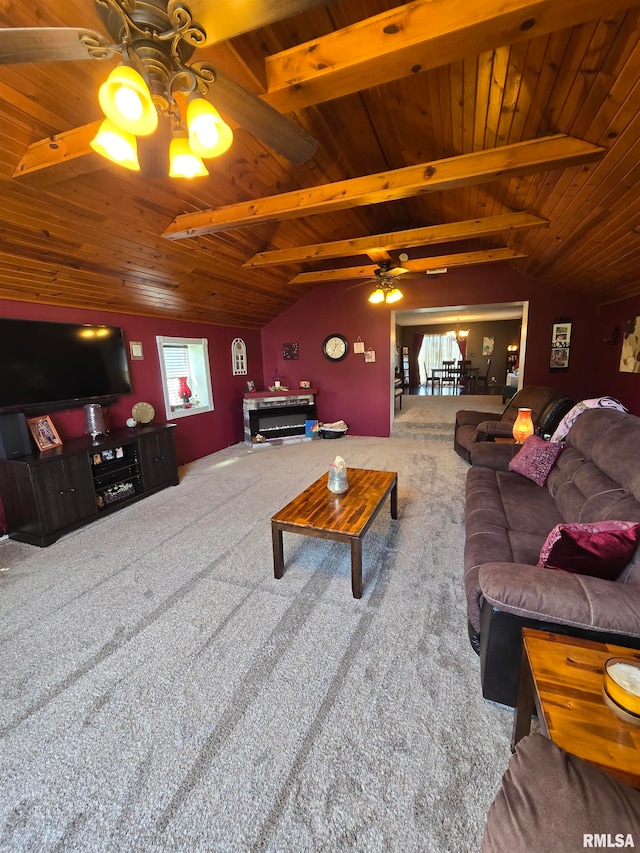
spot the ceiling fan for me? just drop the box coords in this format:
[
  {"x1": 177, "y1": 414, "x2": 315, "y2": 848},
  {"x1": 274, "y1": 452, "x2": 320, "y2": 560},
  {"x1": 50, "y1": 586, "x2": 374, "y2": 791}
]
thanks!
[
  {"x1": 366, "y1": 258, "x2": 411, "y2": 304},
  {"x1": 0, "y1": 0, "x2": 323, "y2": 176}
]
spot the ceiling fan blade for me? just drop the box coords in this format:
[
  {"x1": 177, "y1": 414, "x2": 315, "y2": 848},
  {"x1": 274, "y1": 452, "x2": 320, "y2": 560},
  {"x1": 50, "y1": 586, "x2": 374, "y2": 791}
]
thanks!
[
  {"x1": 375, "y1": 258, "x2": 409, "y2": 277},
  {"x1": 366, "y1": 249, "x2": 392, "y2": 262},
  {"x1": 200, "y1": 64, "x2": 318, "y2": 164},
  {"x1": 0, "y1": 27, "x2": 111, "y2": 65},
  {"x1": 185, "y1": 0, "x2": 330, "y2": 46}
]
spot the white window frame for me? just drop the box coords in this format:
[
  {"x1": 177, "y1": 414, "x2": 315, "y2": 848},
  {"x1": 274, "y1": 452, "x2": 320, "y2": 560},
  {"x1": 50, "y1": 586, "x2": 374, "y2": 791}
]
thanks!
[{"x1": 156, "y1": 335, "x2": 214, "y2": 420}]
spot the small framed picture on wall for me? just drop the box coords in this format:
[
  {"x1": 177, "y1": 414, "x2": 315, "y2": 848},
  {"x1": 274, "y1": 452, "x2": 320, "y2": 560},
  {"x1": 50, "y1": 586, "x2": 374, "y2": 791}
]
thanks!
[
  {"x1": 482, "y1": 336, "x2": 494, "y2": 356},
  {"x1": 619, "y1": 316, "x2": 640, "y2": 373},
  {"x1": 550, "y1": 321, "x2": 571, "y2": 370}
]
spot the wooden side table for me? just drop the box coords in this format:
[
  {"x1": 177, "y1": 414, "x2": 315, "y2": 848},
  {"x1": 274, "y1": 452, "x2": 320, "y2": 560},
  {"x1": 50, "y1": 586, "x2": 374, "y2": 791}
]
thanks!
[{"x1": 512, "y1": 628, "x2": 640, "y2": 790}]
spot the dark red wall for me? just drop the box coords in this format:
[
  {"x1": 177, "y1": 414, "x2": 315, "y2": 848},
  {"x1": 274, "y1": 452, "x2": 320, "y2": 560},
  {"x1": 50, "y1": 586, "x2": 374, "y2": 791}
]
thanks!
[
  {"x1": 261, "y1": 263, "x2": 600, "y2": 436},
  {"x1": 260, "y1": 282, "x2": 393, "y2": 436},
  {"x1": 0, "y1": 299, "x2": 263, "y2": 464},
  {"x1": 596, "y1": 295, "x2": 640, "y2": 415},
  {"x1": 3, "y1": 273, "x2": 638, "y2": 536}
]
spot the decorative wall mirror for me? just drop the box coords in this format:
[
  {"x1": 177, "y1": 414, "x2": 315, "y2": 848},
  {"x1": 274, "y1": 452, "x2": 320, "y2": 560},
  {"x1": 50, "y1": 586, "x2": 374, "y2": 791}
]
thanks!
[{"x1": 232, "y1": 338, "x2": 247, "y2": 375}]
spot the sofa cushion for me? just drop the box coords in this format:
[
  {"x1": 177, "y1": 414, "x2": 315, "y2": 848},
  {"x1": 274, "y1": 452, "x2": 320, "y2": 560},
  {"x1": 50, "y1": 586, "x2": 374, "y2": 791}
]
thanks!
[
  {"x1": 464, "y1": 466, "x2": 563, "y2": 631},
  {"x1": 508, "y1": 435, "x2": 563, "y2": 486},
  {"x1": 482, "y1": 734, "x2": 640, "y2": 853},
  {"x1": 538, "y1": 520, "x2": 640, "y2": 580}
]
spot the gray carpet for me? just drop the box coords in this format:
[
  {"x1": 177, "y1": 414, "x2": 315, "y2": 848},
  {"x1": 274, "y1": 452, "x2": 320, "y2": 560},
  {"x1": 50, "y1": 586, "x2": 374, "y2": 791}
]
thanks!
[{"x1": 0, "y1": 396, "x2": 512, "y2": 852}]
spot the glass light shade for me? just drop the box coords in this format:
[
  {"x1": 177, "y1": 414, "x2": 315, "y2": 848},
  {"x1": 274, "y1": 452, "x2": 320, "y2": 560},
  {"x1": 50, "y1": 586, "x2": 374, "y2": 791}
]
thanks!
[
  {"x1": 90, "y1": 119, "x2": 140, "y2": 171},
  {"x1": 458, "y1": 329, "x2": 470, "y2": 338},
  {"x1": 368, "y1": 288, "x2": 385, "y2": 304},
  {"x1": 186, "y1": 98, "x2": 233, "y2": 158},
  {"x1": 512, "y1": 407, "x2": 534, "y2": 443},
  {"x1": 98, "y1": 65, "x2": 158, "y2": 136},
  {"x1": 385, "y1": 287, "x2": 403, "y2": 304},
  {"x1": 169, "y1": 136, "x2": 209, "y2": 178}
]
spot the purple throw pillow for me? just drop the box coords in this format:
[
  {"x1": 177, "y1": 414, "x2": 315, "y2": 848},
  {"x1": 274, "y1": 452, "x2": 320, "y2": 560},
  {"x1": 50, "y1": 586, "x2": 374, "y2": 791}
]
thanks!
[
  {"x1": 508, "y1": 435, "x2": 564, "y2": 486},
  {"x1": 538, "y1": 520, "x2": 640, "y2": 580}
]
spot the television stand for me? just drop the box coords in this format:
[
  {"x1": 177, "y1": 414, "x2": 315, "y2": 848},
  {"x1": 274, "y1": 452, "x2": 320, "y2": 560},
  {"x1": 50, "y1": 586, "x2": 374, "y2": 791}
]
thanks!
[{"x1": 0, "y1": 424, "x2": 178, "y2": 547}]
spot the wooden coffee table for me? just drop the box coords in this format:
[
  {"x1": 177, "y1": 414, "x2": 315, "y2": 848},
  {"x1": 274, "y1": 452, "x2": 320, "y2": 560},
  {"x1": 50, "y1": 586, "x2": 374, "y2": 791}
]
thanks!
[
  {"x1": 512, "y1": 628, "x2": 640, "y2": 789},
  {"x1": 271, "y1": 467, "x2": 398, "y2": 598}
]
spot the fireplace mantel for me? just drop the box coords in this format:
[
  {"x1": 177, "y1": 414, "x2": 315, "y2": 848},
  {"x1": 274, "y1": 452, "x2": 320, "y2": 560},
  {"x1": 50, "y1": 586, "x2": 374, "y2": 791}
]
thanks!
[
  {"x1": 244, "y1": 389, "x2": 317, "y2": 399},
  {"x1": 243, "y1": 390, "x2": 317, "y2": 447}
]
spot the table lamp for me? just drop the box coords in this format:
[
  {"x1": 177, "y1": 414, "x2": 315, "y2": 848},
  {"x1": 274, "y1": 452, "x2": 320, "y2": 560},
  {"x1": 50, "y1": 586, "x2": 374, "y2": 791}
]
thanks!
[{"x1": 512, "y1": 407, "x2": 534, "y2": 443}]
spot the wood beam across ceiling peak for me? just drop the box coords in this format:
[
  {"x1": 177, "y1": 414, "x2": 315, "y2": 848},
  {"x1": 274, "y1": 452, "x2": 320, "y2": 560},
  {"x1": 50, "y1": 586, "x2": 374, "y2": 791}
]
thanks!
[
  {"x1": 289, "y1": 248, "x2": 527, "y2": 284},
  {"x1": 263, "y1": 0, "x2": 640, "y2": 112},
  {"x1": 243, "y1": 213, "x2": 548, "y2": 267},
  {"x1": 163, "y1": 135, "x2": 603, "y2": 240}
]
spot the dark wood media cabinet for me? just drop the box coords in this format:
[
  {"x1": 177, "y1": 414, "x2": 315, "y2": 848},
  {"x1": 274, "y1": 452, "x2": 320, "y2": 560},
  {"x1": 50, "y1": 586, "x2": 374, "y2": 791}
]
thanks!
[{"x1": 0, "y1": 423, "x2": 178, "y2": 547}]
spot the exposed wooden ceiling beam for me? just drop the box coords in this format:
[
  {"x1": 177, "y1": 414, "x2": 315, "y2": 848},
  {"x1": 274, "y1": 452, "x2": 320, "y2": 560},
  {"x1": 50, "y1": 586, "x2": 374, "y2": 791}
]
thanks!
[
  {"x1": 264, "y1": 0, "x2": 640, "y2": 111},
  {"x1": 10, "y1": 0, "x2": 626, "y2": 183},
  {"x1": 289, "y1": 248, "x2": 527, "y2": 284},
  {"x1": 11, "y1": 121, "x2": 105, "y2": 186},
  {"x1": 163, "y1": 136, "x2": 602, "y2": 240},
  {"x1": 243, "y1": 212, "x2": 548, "y2": 266}
]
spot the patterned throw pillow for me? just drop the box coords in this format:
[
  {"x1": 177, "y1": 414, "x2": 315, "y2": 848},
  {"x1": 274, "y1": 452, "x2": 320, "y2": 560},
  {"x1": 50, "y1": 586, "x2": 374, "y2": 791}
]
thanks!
[
  {"x1": 508, "y1": 435, "x2": 564, "y2": 486},
  {"x1": 538, "y1": 520, "x2": 640, "y2": 580}
]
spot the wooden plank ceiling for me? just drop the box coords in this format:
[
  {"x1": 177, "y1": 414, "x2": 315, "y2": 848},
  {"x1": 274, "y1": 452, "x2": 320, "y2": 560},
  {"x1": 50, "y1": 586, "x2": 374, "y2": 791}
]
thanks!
[{"x1": 0, "y1": 0, "x2": 639, "y2": 328}]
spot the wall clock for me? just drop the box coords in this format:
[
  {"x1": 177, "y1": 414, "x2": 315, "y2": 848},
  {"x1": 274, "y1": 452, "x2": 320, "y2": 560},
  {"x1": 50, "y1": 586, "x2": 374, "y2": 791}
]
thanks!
[{"x1": 322, "y1": 334, "x2": 348, "y2": 362}]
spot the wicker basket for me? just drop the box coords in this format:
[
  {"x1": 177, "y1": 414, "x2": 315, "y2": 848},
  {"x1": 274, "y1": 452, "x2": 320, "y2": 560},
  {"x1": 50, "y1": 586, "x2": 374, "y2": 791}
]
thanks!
[{"x1": 319, "y1": 428, "x2": 348, "y2": 439}]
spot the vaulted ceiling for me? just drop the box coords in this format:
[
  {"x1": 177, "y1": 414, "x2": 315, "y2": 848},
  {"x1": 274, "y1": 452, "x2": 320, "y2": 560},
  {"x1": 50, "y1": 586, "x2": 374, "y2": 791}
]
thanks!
[{"x1": 0, "y1": 0, "x2": 639, "y2": 329}]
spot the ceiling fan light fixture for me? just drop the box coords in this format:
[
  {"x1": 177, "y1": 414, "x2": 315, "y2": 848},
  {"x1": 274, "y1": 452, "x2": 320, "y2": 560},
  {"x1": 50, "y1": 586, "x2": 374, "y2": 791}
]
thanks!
[
  {"x1": 169, "y1": 134, "x2": 208, "y2": 178},
  {"x1": 90, "y1": 119, "x2": 140, "y2": 171},
  {"x1": 98, "y1": 65, "x2": 158, "y2": 136},
  {"x1": 368, "y1": 287, "x2": 386, "y2": 304},
  {"x1": 385, "y1": 287, "x2": 403, "y2": 304},
  {"x1": 186, "y1": 97, "x2": 233, "y2": 158}
]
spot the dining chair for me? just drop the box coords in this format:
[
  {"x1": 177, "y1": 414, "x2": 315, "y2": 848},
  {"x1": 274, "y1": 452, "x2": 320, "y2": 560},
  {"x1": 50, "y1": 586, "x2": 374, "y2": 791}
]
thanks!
[
  {"x1": 441, "y1": 360, "x2": 457, "y2": 385},
  {"x1": 475, "y1": 358, "x2": 492, "y2": 392},
  {"x1": 457, "y1": 359, "x2": 472, "y2": 392}
]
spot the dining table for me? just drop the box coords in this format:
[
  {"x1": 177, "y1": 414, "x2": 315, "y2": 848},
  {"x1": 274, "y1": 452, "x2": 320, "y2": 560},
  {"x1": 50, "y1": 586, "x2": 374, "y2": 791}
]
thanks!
[{"x1": 430, "y1": 366, "x2": 480, "y2": 387}]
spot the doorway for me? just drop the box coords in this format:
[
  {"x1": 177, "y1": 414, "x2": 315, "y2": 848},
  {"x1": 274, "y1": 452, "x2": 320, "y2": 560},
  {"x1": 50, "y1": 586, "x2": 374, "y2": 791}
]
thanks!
[{"x1": 392, "y1": 301, "x2": 527, "y2": 398}]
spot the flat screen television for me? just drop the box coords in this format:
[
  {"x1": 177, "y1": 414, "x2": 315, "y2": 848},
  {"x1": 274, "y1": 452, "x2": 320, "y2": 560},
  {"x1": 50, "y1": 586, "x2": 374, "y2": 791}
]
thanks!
[{"x1": 0, "y1": 318, "x2": 132, "y2": 413}]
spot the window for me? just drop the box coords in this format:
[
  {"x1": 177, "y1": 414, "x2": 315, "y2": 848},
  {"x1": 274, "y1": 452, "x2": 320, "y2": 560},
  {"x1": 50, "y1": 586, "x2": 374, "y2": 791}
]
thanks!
[
  {"x1": 418, "y1": 334, "x2": 461, "y2": 384},
  {"x1": 156, "y1": 336, "x2": 213, "y2": 420}
]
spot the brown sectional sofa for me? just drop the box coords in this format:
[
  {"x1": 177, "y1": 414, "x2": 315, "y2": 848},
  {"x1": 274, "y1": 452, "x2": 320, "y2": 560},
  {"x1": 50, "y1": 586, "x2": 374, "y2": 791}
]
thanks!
[
  {"x1": 454, "y1": 385, "x2": 574, "y2": 462},
  {"x1": 464, "y1": 407, "x2": 640, "y2": 707},
  {"x1": 482, "y1": 734, "x2": 640, "y2": 852}
]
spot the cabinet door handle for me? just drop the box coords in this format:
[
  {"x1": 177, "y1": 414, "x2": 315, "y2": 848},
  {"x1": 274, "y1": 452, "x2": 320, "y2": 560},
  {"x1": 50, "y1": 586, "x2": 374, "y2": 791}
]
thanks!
[
  {"x1": 69, "y1": 488, "x2": 76, "y2": 493},
  {"x1": 59, "y1": 490, "x2": 65, "y2": 496}
]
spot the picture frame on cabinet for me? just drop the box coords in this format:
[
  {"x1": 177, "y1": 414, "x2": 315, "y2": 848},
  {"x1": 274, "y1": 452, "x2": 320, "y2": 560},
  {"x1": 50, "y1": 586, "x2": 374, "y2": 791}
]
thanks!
[{"x1": 27, "y1": 415, "x2": 62, "y2": 451}]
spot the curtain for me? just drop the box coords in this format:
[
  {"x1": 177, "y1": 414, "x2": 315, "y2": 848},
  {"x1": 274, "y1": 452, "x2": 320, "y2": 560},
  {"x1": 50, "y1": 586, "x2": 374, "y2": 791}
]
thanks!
[
  {"x1": 412, "y1": 332, "x2": 425, "y2": 387},
  {"x1": 418, "y1": 334, "x2": 461, "y2": 383}
]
